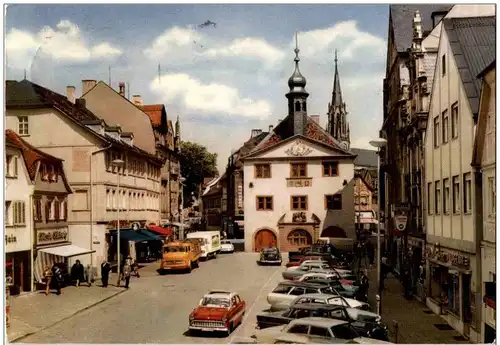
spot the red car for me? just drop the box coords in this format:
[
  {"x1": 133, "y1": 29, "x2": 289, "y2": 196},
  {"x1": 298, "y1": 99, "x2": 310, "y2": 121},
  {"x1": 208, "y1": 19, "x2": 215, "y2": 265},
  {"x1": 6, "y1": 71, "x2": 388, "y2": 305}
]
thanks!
[{"x1": 189, "y1": 290, "x2": 246, "y2": 336}]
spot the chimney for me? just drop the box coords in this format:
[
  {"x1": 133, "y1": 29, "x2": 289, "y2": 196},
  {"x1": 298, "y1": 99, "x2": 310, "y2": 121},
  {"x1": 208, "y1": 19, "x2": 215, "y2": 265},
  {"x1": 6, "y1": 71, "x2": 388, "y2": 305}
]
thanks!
[
  {"x1": 119, "y1": 82, "x2": 125, "y2": 97},
  {"x1": 132, "y1": 95, "x2": 143, "y2": 106},
  {"x1": 268, "y1": 125, "x2": 274, "y2": 132},
  {"x1": 81, "y1": 80, "x2": 97, "y2": 96},
  {"x1": 251, "y1": 129, "x2": 263, "y2": 138},
  {"x1": 310, "y1": 115, "x2": 320, "y2": 124},
  {"x1": 66, "y1": 86, "x2": 76, "y2": 103}
]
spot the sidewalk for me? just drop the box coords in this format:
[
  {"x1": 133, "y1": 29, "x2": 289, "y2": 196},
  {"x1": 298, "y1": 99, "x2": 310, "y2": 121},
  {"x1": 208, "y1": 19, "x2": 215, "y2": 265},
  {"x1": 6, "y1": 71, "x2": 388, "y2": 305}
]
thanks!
[
  {"x1": 7, "y1": 275, "x2": 126, "y2": 343},
  {"x1": 366, "y1": 266, "x2": 468, "y2": 344}
]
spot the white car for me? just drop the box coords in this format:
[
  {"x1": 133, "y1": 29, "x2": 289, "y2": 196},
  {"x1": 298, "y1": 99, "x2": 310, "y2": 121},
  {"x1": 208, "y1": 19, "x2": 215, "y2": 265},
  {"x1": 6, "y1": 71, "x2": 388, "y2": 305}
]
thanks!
[
  {"x1": 267, "y1": 282, "x2": 340, "y2": 309},
  {"x1": 220, "y1": 240, "x2": 235, "y2": 253},
  {"x1": 253, "y1": 317, "x2": 391, "y2": 344},
  {"x1": 289, "y1": 294, "x2": 371, "y2": 311}
]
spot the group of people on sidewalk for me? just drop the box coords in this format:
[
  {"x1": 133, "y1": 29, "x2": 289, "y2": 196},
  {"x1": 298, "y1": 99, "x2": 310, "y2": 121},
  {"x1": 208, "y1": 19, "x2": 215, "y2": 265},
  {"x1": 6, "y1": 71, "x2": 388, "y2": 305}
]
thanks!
[{"x1": 41, "y1": 256, "x2": 140, "y2": 295}]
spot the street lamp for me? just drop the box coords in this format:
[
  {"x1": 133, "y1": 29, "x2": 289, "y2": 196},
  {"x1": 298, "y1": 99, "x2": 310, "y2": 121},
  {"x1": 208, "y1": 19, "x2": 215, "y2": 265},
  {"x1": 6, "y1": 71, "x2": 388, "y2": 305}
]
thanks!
[
  {"x1": 369, "y1": 137, "x2": 387, "y2": 316},
  {"x1": 112, "y1": 159, "x2": 125, "y2": 286},
  {"x1": 179, "y1": 177, "x2": 186, "y2": 240}
]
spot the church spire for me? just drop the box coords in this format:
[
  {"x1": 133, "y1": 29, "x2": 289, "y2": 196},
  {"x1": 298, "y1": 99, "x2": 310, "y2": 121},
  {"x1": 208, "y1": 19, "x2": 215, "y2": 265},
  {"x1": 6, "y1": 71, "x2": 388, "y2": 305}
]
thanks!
[
  {"x1": 327, "y1": 50, "x2": 350, "y2": 150},
  {"x1": 331, "y1": 49, "x2": 343, "y2": 107}
]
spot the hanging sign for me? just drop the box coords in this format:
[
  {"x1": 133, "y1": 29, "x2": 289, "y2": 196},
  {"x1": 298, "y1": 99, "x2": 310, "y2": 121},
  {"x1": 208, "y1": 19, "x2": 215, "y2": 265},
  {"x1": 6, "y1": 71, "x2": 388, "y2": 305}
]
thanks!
[{"x1": 393, "y1": 204, "x2": 410, "y2": 233}]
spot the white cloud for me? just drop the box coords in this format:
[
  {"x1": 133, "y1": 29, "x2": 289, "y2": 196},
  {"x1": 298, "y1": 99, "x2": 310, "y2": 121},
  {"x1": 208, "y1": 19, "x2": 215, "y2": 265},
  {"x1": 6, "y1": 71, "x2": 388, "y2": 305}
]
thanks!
[
  {"x1": 143, "y1": 26, "x2": 202, "y2": 60},
  {"x1": 203, "y1": 37, "x2": 285, "y2": 67},
  {"x1": 5, "y1": 20, "x2": 122, "y2": 69},
  {"x1": 150, "y1": 73, "x2": 272, "y2": 118}
]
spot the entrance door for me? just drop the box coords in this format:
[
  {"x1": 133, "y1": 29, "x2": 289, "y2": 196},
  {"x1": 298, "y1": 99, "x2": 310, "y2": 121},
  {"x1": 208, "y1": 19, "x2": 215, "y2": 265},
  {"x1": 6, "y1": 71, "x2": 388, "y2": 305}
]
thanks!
[{"x1": 254, "y1": 230, "x2": 277, "y2": 252}]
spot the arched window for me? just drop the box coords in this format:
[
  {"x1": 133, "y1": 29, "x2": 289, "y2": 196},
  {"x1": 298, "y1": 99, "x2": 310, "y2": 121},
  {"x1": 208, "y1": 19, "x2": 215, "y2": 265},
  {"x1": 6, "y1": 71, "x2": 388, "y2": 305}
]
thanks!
[
  {"x1": 303, "y1": 102, "x2": 307, "y2": 112},
  {"x1": 295, "y1": 101, "x2": 301, "y2": 111},
  {"x1": 287, "y1": 229, "x2": 312, "y2": 246}
]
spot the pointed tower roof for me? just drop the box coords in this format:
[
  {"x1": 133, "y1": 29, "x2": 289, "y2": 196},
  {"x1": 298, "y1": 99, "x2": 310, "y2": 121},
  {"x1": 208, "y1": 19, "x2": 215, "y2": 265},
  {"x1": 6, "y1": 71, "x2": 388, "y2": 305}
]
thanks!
[
  {"x1": 287, "y1": 32, "x2": 308, "y2": 96},
  {"x1": 331, "y1": 50, "x2": 343, "y2": 107}
]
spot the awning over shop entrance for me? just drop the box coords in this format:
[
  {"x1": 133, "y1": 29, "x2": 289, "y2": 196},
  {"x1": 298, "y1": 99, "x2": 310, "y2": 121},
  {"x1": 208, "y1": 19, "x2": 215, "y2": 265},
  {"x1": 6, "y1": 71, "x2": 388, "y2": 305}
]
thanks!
[
  {"x1": 109, "y1": 229, "x2": 152, "y2": 242},
  {"x1": 147, "y1": 225, "x2": 173, "y2": 237},
  {"x1": 39, "y1": 244, "x2": 96, "y2": 257},
  {"x1": 137, "y1": 229, "x2": 163, "y2": 241},
  {"x1": 34, "y1": 244, "x2": 95, "y2": 283}
]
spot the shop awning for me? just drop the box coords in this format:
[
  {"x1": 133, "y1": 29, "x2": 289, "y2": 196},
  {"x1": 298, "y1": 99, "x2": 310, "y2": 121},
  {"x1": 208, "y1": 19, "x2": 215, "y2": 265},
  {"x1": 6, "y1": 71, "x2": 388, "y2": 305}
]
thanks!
[
  {"x1": 137, "y1": 229, "x2": 163, "y2": 241},
  {"x1": 39, "y1": 244, "x2": 96, "y2": 257},
  {"x1": 109, "y1": 229, "x2": 151, "y2": 242},
  {"x1": 147, "y1": 225, "x2": 173, "y2": 237},
  {"x1": 484, "y1": 282, "x2": 496, "y2": 309}
]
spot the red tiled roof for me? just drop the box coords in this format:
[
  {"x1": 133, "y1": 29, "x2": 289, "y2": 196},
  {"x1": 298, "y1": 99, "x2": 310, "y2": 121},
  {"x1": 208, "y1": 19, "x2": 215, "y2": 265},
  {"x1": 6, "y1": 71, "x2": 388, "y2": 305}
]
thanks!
[
  {"x1": 5, "y1": 129, "x2": 63, "y2": 181},
  {"x1": 140, "y1": 104, "x2": 163, "y2": 126}
]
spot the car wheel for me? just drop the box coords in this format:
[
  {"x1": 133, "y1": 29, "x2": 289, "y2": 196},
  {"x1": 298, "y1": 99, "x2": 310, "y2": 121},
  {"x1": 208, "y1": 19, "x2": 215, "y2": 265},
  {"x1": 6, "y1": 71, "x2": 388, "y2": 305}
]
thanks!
[
  {"x1": 227, "y1": 323, "x2": 234, "y2": 336},
  {"x1": 187, "y1": 263, "x2": 192, "y2": 273}
]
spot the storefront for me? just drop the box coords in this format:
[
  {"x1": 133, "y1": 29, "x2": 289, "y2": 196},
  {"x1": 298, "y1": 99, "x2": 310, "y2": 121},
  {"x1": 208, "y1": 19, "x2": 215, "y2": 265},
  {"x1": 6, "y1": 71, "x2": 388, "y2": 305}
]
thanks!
[
  {"x1": 107, "y1": 228, "x2": 163, "y2": 263},
  {"x1": 425, "y1": 244, "x2": 473, "y2": 335},
  {"x1": 5, "y1": 224, "x2": 33, "y2": 294},
  {"x1": 408, "y1": 238, "x2": 424, "y2": 300},
  {"x1": 34, "y1": 227, "x2": 95, "y2": 286}
]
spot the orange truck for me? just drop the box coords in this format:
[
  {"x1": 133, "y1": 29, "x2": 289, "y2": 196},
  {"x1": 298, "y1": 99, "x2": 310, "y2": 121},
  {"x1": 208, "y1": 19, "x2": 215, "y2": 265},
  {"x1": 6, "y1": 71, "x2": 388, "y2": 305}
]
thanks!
[{"x1": 159, "y1": 241, "x2": 201, "y2": 273}]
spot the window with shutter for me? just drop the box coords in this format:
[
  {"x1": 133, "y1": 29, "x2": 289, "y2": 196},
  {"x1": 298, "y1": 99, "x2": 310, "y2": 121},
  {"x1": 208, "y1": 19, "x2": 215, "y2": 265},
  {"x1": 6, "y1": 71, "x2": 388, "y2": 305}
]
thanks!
[
  {"x1": 55, "y1": 199, "x2": 60, "y2": 221},
  {"x1": 21, "y1": 202, "x2": 25, "y2": 224},
  {"x1": 45, "y1": 200, "x2": 50, "y2": 222},
  {"x1": 13, "y1": 157, "x2": 18, "y2": 177},
  {"x1": 64, "y1": 200, "x2": 68, "y2": 220}
]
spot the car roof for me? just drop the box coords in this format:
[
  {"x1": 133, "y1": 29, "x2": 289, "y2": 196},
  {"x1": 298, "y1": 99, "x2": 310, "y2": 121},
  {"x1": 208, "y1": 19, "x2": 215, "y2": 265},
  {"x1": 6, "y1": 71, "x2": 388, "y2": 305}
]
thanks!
[
  {"x1": 278, "y1": 281, "x2": 329, "y2": 289},
  {"x1": 290, "y1": 303, "x2": 346, "y2": 311},
  {"x1": 294, "y1": 293, "x2": 345, "y2": 300},
  {"x1": 289, "y1": 317, "x2": 348, "y2": 328}
]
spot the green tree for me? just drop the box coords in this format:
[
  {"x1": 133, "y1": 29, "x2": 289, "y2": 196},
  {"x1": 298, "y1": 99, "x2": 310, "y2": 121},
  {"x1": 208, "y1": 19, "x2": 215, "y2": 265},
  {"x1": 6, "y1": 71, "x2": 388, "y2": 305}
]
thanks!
[{"x1": 179, "y1": 141, "x2": 218, "y2": 206}]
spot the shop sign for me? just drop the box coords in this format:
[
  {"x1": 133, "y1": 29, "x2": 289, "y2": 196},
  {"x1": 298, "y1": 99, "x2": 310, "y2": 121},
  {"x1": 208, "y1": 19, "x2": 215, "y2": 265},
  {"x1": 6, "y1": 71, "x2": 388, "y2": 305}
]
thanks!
[
  {"x1": 37, "y1": 228, "x2": 68, "y2": 246},
  {"x1": 106, "y1": 220, "x2": 135, "y2": 230},
  {"x1": 425, "y1": 246, "x2": 470, "y2": 269},
  {"x1": 286, "y1": 178, "x2": 312, "y2": 187},
  {"x1": 5, "y1": 235, "x2": 17, "y2": 244}
]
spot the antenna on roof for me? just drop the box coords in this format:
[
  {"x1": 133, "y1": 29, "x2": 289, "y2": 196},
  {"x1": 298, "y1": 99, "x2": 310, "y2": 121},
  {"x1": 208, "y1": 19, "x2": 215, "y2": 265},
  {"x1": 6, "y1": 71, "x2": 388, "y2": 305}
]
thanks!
[
  {"x1": 127, "y1": 82, "x2": 130, "y2": 100},
  {"x1": 23, "y1": 69, "x2": 27, "y2": 80},
  {"x1": 108, "y1": 66, "x2": 111, "y2": 86},
  {"x1": 158, "y1": 63, "x2": 161, "y2": 84}
]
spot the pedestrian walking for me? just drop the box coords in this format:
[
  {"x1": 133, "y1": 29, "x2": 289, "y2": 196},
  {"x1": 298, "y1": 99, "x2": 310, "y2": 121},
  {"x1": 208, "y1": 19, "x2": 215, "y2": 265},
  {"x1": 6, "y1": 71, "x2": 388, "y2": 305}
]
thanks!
[
  {"x1": 85, "y1": 264, "x2": 94, "y2": 287},
  {"x1": 122, "y1": 256, "x2": 132, "y2": 289},
  {"x1": 356, "y1": 269, "x2": 369, "y2": 302},
  {"x1": 101, "y1": 260, "x2": 111, "y2": 288},
  {"x1": 51, "y1": 264, "x2": 63, "y2": 295},
  {"x1": 43, "y1": 265, "x2": 53, "y2": 295},
  {"x1": 71, "y1": 260, "x2": 85, "y2": 287},
  {"x1": 132, "y1": 259, "x2": 140, "y2": 278}
]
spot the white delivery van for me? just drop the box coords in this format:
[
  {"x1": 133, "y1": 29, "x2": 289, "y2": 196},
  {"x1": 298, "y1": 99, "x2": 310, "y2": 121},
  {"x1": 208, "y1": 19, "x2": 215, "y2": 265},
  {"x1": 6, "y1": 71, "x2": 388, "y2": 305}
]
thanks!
[{"x1": 186, "y1": 231, "x2": 221, "y2": 260}]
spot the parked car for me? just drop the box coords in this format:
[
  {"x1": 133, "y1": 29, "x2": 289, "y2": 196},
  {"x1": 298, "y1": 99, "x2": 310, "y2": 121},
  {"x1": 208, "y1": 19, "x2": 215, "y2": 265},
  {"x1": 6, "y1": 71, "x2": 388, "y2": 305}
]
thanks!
[
  {"x1": 252, "y1": 317, "x2": 389, "y2": 344},
  {"x1": 267, "y1": 281, "x2": 339, "y2": 309},
  {"x1": 282, "y1": 262, "x2": 337, "y2": 280},
  {"x1": 258, "y1": 248, "x2": 282, "y2": 265},
  {"x1": 220, "y1": 240, "x2": 235, "y2": 253},
  {"x1": 294, "y1": 278, "x2": 358, "y2": 298},
  {"x1": 188, "y1": 290, "x2": 246, "y2": 336},
  {"x1": 288, "y1": 246, "x2": 312, "y2": 262},
  {"x1": 290, "y1": 294, "x2": 371, "y2": 311},
  {"x1": 295, "y1": 273, "x2": 358, "y2": 288},
  {"x1": 256, "y1": 303, "x2": 388, "y2": 341}
]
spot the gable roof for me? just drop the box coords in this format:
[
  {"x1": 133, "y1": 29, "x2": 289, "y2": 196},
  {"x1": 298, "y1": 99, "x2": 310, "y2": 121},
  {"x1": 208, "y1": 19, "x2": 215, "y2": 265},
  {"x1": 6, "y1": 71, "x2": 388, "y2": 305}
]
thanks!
[
  {"x1": 5, "y1": 130, "x2": 72, "y2": 192},
  {"x1": 351, "y1": 148, "x2": 378, "y2": 168},
  {"x1": 5, "y1": 80, "x2": 163, "y2": 164},
  {"x1": 233, "y1": 131, "x2": 269, "y2": 168},
  {"x1": 354, "y1": 171, "x2": 374, "y2": 192},
  {"x1": 140, "y1": 104, "x2": 164, "y2": 127},
  {"x1": 390, "y1": 4, "x2": 452, "y2": 52},
  {"x1": 443, "y1": 16, "x2": 496, "y2": 116},
  {"x1": 250, "y1": 115, "x2": 354, "y2": 156}
]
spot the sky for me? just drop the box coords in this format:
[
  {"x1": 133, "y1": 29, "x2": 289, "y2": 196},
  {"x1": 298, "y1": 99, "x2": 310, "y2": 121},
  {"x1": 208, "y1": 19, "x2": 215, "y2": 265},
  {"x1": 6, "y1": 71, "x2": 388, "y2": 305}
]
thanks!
[{"x1": 5, "y1": 4, "x2": 388, "y2": 173}]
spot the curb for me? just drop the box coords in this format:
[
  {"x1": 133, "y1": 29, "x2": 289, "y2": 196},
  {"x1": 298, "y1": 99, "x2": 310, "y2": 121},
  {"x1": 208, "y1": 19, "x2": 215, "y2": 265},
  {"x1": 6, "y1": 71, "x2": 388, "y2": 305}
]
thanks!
[{"x1": 8, "y1": 288, "x2": 127, "y2": 343}]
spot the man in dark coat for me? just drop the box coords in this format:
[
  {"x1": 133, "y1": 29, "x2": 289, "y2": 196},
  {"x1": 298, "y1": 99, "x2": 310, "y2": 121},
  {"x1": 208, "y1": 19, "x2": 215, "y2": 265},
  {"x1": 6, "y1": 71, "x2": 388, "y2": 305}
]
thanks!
[
  {"x1": 52, "y1": 264, "x2": 64, "y2": 295},
  {"x1": 366, "y1": 241, "x2": 375, "y2": 266},
  {"x1": 71, "y1": 260, "x2": 84, "y2": 287},
  {"x1": 101, "y1": 260, "x2": 111, "y2": 288}
]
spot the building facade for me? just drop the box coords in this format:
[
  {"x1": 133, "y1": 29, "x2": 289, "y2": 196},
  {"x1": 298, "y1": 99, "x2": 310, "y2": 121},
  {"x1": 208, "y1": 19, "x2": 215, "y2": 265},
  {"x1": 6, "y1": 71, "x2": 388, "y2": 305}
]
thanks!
[
  {"x1": 201, "y1": 175, "x2": 224, "y2": 230},
  {"x1": 223, "y1": 129, "x2": 270, "y2": 239},
  {"x1": 5, "y1": 132, "x2": 34, "y2": 294},
  {"x1": 473, "y1": 62, "x2": 496, "y2": 343},
  {"x1": 138, "y1": 101, "x2": 182, "y2": 223},
  {"x1": 243, "y1": 42, "x2": 356, "y2": 253},
  {"x1": 423, "y1": 16, "x2": 495, "y2": 341},
  {"x1": 354, "y1": 173, "x2": 377, "y2": 234},
  {"x1": 5, "y1": 80, "x2": 163, "y2": 276}
]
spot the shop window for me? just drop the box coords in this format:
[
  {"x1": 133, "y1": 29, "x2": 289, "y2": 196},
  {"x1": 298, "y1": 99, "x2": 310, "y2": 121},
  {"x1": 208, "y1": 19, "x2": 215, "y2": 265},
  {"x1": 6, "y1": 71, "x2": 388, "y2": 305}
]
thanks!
[{"x1": 447, "y1": 272, "x2": 460, "y2": 315}]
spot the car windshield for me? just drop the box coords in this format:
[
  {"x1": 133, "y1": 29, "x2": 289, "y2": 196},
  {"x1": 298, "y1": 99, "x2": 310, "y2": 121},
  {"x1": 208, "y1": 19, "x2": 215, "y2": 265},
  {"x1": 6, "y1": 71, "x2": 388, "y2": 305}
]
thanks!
[
  {"x1": 164, "y1": 246, "x2": 188, "y2": 253},
  {"x1": 200, "y1": 297, "x2": 230, "y2": 308},
  {"x1": 263, "y1": 248, "x2": 278, "y2": 253}
]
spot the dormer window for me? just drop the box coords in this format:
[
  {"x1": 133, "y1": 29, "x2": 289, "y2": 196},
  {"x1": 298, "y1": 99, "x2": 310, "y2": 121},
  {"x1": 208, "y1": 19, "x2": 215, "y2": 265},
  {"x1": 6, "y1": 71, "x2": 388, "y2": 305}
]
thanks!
[
  {"x1": 49, "y1": 165, "x2": 57, "y2": 182},
  {"x1": 41, "y1": 164, "x2": 49, "y2": 181}
]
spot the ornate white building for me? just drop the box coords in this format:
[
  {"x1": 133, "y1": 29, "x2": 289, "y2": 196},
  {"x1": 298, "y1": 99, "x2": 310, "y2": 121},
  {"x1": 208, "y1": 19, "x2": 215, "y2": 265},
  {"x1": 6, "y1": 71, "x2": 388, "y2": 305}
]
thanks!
[{"x1": 242, "y1": 39, "x2": 356, "y2": 253}]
